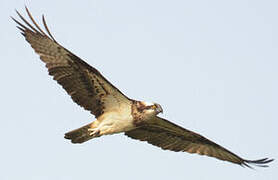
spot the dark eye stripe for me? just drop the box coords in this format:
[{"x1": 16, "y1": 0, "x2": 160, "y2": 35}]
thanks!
[{"x1": 147, "y1": 105, "x2": 155, "y2": 109}]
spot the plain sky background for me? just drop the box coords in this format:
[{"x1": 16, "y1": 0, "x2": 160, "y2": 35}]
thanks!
[{"x1": 1, "y1": 0, "x2": 277, "y2": 179}]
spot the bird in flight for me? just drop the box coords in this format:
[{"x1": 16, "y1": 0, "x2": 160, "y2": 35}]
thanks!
[{"x1": 12, "y1": 7, "x2": 273, "y2": 168}]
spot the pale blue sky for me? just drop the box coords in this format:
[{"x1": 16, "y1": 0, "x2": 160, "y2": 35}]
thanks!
[{"x1": 1, "y1": 0, "x2": 277, "y2": 179}]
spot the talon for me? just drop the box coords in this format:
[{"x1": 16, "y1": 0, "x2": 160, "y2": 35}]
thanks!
[{"x1": 88, "y1": 128, "x2": 100, "y2": 137}]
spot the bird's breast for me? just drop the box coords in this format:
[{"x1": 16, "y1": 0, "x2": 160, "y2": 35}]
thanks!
[{"x1": 96, "y1": 111, "x2": 136, "y2": 135}]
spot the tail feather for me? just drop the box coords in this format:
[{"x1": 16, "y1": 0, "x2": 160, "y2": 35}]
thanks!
[{"x1": 64, "y1": 123, "x2": 96, "y2": 144}]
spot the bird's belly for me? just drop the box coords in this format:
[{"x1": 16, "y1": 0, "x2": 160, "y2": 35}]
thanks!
[{"x1": 96, "y1": 112, "x2": 135, "y2": 135}]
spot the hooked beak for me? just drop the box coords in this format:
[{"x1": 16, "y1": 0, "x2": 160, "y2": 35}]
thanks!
[{"x1": 155, "y1": 104, "x2": 163, "y2": 114}]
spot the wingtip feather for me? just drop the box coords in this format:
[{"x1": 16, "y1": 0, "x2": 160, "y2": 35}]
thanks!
[{"x1": 242, "y1": 158, "x2": 274, "y2": 168}]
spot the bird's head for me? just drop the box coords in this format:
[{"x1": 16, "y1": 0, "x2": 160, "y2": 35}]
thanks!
[{"x1": 135, "y1": 101, "x2": 163, "y2": 118}]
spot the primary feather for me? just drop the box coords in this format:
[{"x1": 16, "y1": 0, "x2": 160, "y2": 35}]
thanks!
[{"x1": 13, "y1": 7, "x2": 273, "y2": 168}]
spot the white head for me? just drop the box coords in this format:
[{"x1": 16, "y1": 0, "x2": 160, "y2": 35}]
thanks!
[{"x1": 136, "y1": 101, "x2": 163, "y2": 117}]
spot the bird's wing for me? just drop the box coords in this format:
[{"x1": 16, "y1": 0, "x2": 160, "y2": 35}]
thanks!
[
  {"x1": 125, "y1": 116, "x2": 273, "y2": 168},
  {"x1": 12, "y1": 7, "x2": 131, "y2": 118}
]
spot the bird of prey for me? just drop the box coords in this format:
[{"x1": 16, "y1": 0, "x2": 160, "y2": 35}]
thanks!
[{"x1": 12, "y1": 7, "x2": 273, "y2": 168}]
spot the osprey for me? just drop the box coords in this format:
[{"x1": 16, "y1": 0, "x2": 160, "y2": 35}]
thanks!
[{"x1": 13, "y1": 7, "x2": 273, "y2": 168}]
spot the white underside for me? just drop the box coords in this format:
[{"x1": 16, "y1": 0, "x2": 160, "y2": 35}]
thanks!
[{"x1": 93, "y1": 110, "x2": 135, "y2": 136}]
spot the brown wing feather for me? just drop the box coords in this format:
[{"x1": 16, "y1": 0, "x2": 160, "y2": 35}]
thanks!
[
  {"x1": 125, "y1": 116, "x2": 273, "y2": 168},
  {"x1": 12, "y1": 8, "x2": 130, "y2": 117}
]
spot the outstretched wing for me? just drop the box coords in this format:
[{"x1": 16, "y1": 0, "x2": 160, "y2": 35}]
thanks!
[
  {"x1": 125, "y1": 116, "x2": 273, "y2": 168},
  {"x1": 12, "y1": 7, "x2": 131, "y2": 118}
]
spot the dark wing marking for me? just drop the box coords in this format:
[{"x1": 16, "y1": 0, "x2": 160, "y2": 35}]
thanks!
[
  {"x1": 125, "y1": 116, "x2": 273, "y2": 168},
  {"x1": 12, "y1": 7, "x2": 131, "y2": 117}
]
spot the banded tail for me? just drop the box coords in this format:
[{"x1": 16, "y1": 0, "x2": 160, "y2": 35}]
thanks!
[{"x1": 64, "y1": 122, "x2": 99, "y2": 143}]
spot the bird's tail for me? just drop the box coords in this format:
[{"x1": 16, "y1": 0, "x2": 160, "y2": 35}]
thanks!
[{"x1": 64, "y1": 122, "x2": 100, "y2": 144}]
